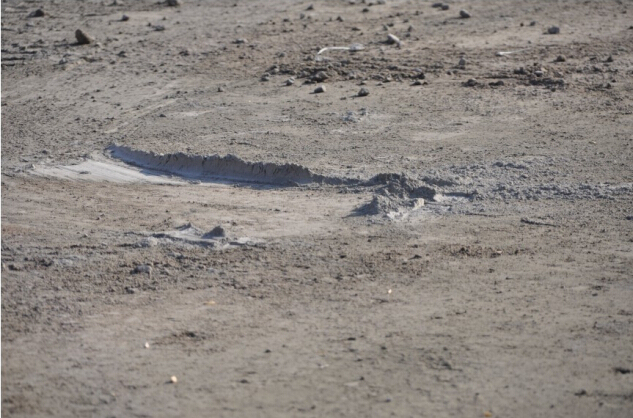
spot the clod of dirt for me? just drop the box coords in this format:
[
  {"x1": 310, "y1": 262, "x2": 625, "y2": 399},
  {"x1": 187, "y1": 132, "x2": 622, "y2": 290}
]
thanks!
[
  {"x1": 358, "y1": 87, "x2": 370, "y2": 97},
  {"x1": 548, "y1": 26, "x2": 560, "y2": 34},
  {"x1": 314, "y1": 85, "x2": 326, "y2": 93},
  {"x1": 459, "y1": 10, "x2": 471, "y2": 19},
  {"x1": 75, "y1": 29, "x2": 94, "y2": 45},
  {"x1": 28, "y1": 9, "x2": 45, "y2": 18}
]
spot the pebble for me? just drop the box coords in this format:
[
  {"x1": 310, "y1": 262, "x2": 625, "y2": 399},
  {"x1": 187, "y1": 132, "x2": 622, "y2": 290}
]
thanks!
[
  {"x1": 464, "y1": 78, "x2": 477, "y2": 87},
  {"x1": 121, "y1": 15, "x2": 129, "y2": 22},
  {"x1": 260, "y1": 73, "x2": 270, "y2": 82},
  {"x1": 548, "y1": 26, "x2": 560, "y2": 34},
  {"x1": 441, "y1": 4, "x2": 450, "y2": 10},
  {"x1": 166, "y1": 0, "x2": 181, "y2": 6},
  {"x1": 314, "y1": 85, "x2": 326, "y2": 93},
  {"x1": 28, "y1": 9, "x2": 45, "y2": 18},
  {"x1": 312, "y1": 71, "x2": 328, "y2": 82},
  {"x1": 606, "y1": 55, "x2": 614, "y2": 63},
  {"x1": 233, "y1": 38, "x2": 247, "y2": 44},
  {"x1": 459, "y1": 10, "x2": 471, "y2": 18},
  {"x1": 386, "y1": 33, "x2": 401, "y2": 46},
  {"x1": 432, "y1": 2, "x2": 443, "y2": 7},
  {"x1": 134, "y1": 264, "x2": 153, "y2": 275},
  {"x1": 217, "y1": 86, "x2": 224, "y2": 92},
  {"x1": 75, "y1": 29, "x2": 94, "y2": 45},
  {"x1": 285, "y1": 77, "x2": 295, "y2": 86},
  {"x1": 458, "y1": 57, "x2": 466, "y2": 67},
  {"x1": 170, "y1": 375, "x2": 178, "y2": 384},
  {"x1": 534, "y1": 70, "x2": 544, "y2": 77},
  {"x1": 357, "y1": 87, "x2": 370, "y2": 97},
  {"x1": 555, "y1": 55, "x2": 566, "y2": 62},
  {"x1": 205, "y1": 226, "x2": 226, "y2": 238}
]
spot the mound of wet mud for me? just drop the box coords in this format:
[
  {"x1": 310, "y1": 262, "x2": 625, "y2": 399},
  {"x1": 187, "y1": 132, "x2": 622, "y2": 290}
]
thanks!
[{"x1": 109, "y1": 144, "x2": 354, "y2": 186}]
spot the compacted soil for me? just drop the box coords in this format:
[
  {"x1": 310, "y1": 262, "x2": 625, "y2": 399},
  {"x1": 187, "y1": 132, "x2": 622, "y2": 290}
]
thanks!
[{"x1": 2, "y1": 1, "x2": 632, "y2": 417}]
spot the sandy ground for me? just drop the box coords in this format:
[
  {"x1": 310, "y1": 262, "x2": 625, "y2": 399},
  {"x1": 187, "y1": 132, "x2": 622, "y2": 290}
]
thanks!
[{"x1": 2, "y1": 0, "x2": 633, "y2": 417}]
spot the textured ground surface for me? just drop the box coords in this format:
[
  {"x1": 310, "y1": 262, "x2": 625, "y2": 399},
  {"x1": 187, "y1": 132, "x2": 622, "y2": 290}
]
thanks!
[{"x1": 2, "y1": 0, "x2": 633, "y2": 417}]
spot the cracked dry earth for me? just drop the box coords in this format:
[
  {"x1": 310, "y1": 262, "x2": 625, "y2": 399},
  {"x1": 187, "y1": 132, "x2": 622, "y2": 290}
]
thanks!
[{"x1": 2, "y1": 0, "x2": 633, "y2": 417}]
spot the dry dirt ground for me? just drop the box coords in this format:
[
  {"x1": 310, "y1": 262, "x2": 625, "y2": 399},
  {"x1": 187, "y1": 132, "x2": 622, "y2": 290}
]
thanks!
[{"x1": 2, "y1": 0, "x2": 633, "y2": 417}]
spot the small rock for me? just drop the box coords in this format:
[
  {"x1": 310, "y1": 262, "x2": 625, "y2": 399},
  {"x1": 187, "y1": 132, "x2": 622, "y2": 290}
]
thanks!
[
  {"x1": 28, "y1": 9, "x2": 45, "y2": 18},
  {"x1": 386, "y1": 33, "x2": 401, "y2": 46},
  {"x1": 489, "y1": 80, "x2": 504, "y2": 87},
  {"x1": 121, "y1": 15, "x2": 129, "y2": 22},
  {"x1": 134, "y1": 264, "x2": 153, "y2": 275},
  {"x1": 144, "y1": 342, "x2": 150, "y2": 348},
  {"x1": 314, "y1": 85, "x2": 326, "y2": 93},
  {"x1": 441, "y1": 4, "x2": 449, "y2": 10},
  {"x1": 464, "y1": 78, "x2": 477, "y2": 87},
  {"x1": 233, "y1": 38, "x2": 247, "y2": 44},
  {"x1": 357, "y1": 87, "x2": 370, "y2": 97},
  {"x1": 529, "y1": 21, "x2": 536, "y2": 26},
  {"x1": 312, "y1": 71, "x2": 328, "y2": 82},
  {"x1": 285, "y1": 77, "x2": 295, "y2": 86},
  {"x1": 336, "y1": 16, "x2": 344, "y2": 22},
  {"x1": 154, "y1": 25, "x2": 165, "y2": 31},
  {"x1": 412, "y1": 80, "x2": 423, "y2": 86},
  {"x1": 260, "y1": 73, "x2": 270, "y2": 82},
  {"x1": 459, "y1": 10, "x2": 471, "y2": 19},
  {"x1": 548, "y1": 26, "x2": 560, "y2": 35},
  {"x1": 217, "y1": 86, "x2": 224, "y2": 92},
  {"x1": 555, "y1": 55, "x2": 566, "y2": 62},
  {"x1": 170, "y1": 375, "x2": 178, "y2": 384},
  {"x1": 534, "y1": 70, "x2": 544, "y2": 77},
  {"x1": 606, "y1": 55, "x2": 614, "y2": 63},
  {"x1": 458, "y1": 57, "x2": 466, "y2": 67},
  {"x1": 75, "y1": 29, "x2": 94, "y2": 45},
  {"x1": 204, "y1": 226, "x2": 226, "y2": 238},
  {"x1": 166, "y1": 0, "x2": 181, "y2": 6},
  {"x1": 306, "y1": 4, "x2": 314, "y2": 10},
  {"x1": 432, "y1": 2, "x2": 443, "y2": 7}
]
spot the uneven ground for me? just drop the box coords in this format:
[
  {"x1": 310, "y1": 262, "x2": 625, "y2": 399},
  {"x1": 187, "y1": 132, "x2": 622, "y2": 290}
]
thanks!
[{"x1": 2, "y1": 0, "x2": 633, "y2": 417}]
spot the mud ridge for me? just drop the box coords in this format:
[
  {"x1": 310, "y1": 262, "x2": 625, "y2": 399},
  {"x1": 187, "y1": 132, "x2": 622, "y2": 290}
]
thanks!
[{"x1": 108, "y1": 144, "x2": 355, "y2": 186}]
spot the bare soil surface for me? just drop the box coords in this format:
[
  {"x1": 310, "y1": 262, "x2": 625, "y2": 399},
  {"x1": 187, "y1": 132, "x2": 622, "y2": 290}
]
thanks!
[{"x1": 2, "y1": 1, "x2": 633, "y2": 417}]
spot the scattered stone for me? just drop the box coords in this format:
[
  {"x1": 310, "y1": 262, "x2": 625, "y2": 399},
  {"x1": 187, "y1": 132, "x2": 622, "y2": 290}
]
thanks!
[
  {"x1": 606, "y1": 55, "x2": 614, "y2": 63},
  {"x1": 459, "y1": 10, "x2": 471, "y2": 19},
  {"x1": 412, "y1": 80, "x2": 423, "y2": 86},
  {"x1": 166, "y1": 0, "x2": 181, "y2": 6},
  {"x1": 285, "y1": 77, "x2": 295, "y2": 86},
  {"x1": 170, "y1": 375, "x2": 178, "y2": 383},
  {"x1": 306, "y1": 4, "x2": 314, "y2": 10},
  {"x1": 458, "y1": 57, "x2": 466, "y2": 67},
  {"x1": 233, "y1": 38, "x2": 247, "y2": 44},
  {"x1": 357, "y1": 87, "x2": 370, "y2": 97},
  {"x1": 534, "y1": 70, "x2": 544, "y2": 77},
  {"x1": 489, "y1": 80, "x2": 505, "y2": 87},
  {"x1": 555, "y1": 55, "x2": 566, "y2": 62},
  {"x1": 203, "y1": 226, "x2": 226, "y2": 238},
  {"x1": 217, "y1": 86, "x2": 224, "y2": 92},
  {"x1": 314, "y1": 85, "x2": 326, "y2": 93},
  {"x1": 28, "y1": 9, "x2": 45, "y2": 18},
  {"x1": 441, "y1": 4, "x2": 450, "y2": 10},
  {"x1": 336, "y1": 16, "x2": 344, "y2": 22},
  {"x1": 75, "y1": 29, "x2": 94, "y2": 45},
  {"x1": 312, "y1": 71, "x2": 328, "y2": 82},
  {"x1": 121, "y1": 15, "x2": 130, "y2": 22},
  {"x1": 548, "y1": 26, "x2": 560, "y2": 34},
  {"x1": 134, "y1": 264, "x2": 153, "y2": 275},
  {"x1": 154, "y1": 25, "x2": 165, "y2": 31},
  {"x1": 432, "y1": 2, "x2": 443, "y2": 7},
  {"x1": 386, "y1": 33, "x2": 401, "y2": 47},
  {"x1": 260, "y1": 73, "x2": 270, "y2": 82},
  {"x1": 464, "y1": 78, "x2": 477, "y2": 87}
]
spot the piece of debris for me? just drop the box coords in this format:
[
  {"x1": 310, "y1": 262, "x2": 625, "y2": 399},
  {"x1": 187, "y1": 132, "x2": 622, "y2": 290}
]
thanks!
[
  {"x1": 386, "y1": 33, "x2": 402, "y2": 47},
  {"x1": 75, "y1": 29, "x2": 94, "y2": 45},
  {"x1": 314, "y1": 85, "x2": 326, "y2": 93},
  {"x1": 28, "y1": 9, "x2": 45, "y2": 18},
  {"x1": 459, "y1": 10, "x2": 471, "y2": 19},
  {"x1": 548, "y1": 26, "x2": 560, "y2": 34},
  {"x1": 357, "y1": 87, "x2": 370, "y2": 97}
]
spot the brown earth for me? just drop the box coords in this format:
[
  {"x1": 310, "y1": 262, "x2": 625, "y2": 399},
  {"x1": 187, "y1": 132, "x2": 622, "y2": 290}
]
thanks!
[{"x1": 2, "y1": 0, "x2": 633, "y2": 417}]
